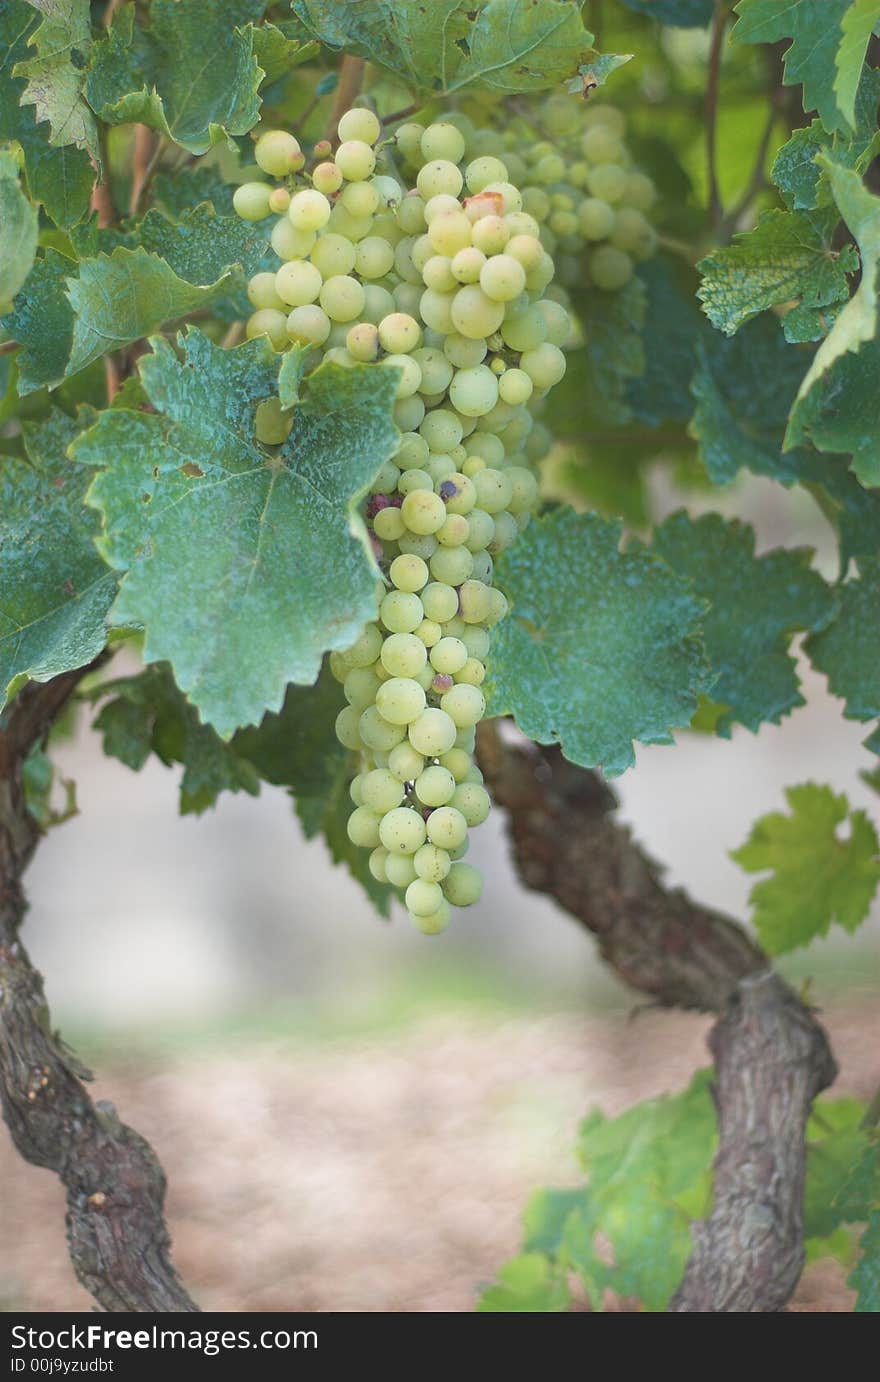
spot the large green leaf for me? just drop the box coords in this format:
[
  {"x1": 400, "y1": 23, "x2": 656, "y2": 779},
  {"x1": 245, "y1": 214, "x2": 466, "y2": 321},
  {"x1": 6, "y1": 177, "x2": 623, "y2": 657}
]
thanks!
[
  {"x1": 291, "y1": 0, "x2": 599, "y2": 97},
  {"x1": 804, "y1": 1100, "x2": 880, "y2": 1240},
  {"x1": 732, "y1": 0, "x2": 852, "y2": 134},
  {"x1": 0, "y1": 149, "x2": 38, "y2": 306},
  {"x1": 78, "y1": 331, "x2": 399, "y2": 737},
  {"x1": 486, "y1": 510, "x2": 709, "y2": 776},
  {"x1": 554, "y1": 276, "x2": 646, "y2": 428},
  {"x1": 852, "y1": 1212, "x2": 880, "y2": 1312},
  {"x1": 0, "y1": 247, "x2": 74, "y2": 393},
  {"x1": 626, "y1": 257, "x2": 707, "y2": 427},
  {"x1": 617, "y1": 0, "x2": 713, "y2": 24},
  {"x1": 834, "y1": 0, "x2": 880, "y2": 130},
  {"x1": 732, "y1": 783, "x2": 880, "y2": 954},
  {"x1": 295, "y1": 752, "x2": 393, "y2": 916},
  {"x1": 785, "y1": 336, "x2": 880, "y2": 488},
  {"x1": 769, "y1": 65, "x2": 880, "y2": 214},
  {"x1": 652, "y1": 513, "x2": 836, "y2": 735},
  {"x1": 697, "y1": 209, "x2": 857, "y2": 336},
  {"x1": 0, "y1": 0, "x2": 93, "y2": 228},
  {"x1": 85, "y1": 0, "x2": 267, "y2": 154},
  {"x1": 13, "y1": 0, "x2": 99, "y2": 160},
  {"x1": 805, "y1": 560, "x2": 880, "y2": 722},
  {"x1": 0, "y1": 409, "x2": 116, "y2": 709},
  {"x1": 790, "y1": 159, "x2": 880, "y2": 412}
]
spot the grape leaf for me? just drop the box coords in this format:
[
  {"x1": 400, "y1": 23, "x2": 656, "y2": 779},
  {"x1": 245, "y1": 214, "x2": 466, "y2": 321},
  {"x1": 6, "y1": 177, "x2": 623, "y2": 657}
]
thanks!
[
  {"x1": 0, "y1": 0, "x2": 93, "y2": 228},
  {"x1": 152, "y1": 166, "x2": 236, "y2": 220},
  {"x1": 834, "y1": 0, "x2": 880, "y2": 130},
  {"x1": 851, "y1": 1212, "x2": 880, "y2": 1312},
  {"x1": 13, "y1": 0, "x2": 99, "y2": 160},
  {"x1": 805, "y1": 1101, "x2": 880, "y2": 1239},
  {"x1": 513, "y1": 1071, "x2": 715, "y2": 1312},
  {"x1": 77, "y1": 331, "x2": 398, "y2": 737},
  {"x1": 626, "y1": 257, "x2": 707, "y2": 427},
  {"x1": 91, "y1": 664, "x2": 261, "y2": 816},
  {"x1": 291, "y1": 0, "x2": 599, "y2": 97},
  {"x1": 805, "y1": 560, "x2": 880, "y2": 722},
  {"x1": 85, "y1": 0, "x2": 267, "y2": 154},
  {"x1": 732, "y1": 783, "x2": 880, "y2": 954},
  {"x1": 732, "y1": 0, "x2": 852, "y2": 134},
  {"x1": 251, "y1": 20, "x2": 319, "y2": 86},
  {"x1": 64, "y1": 246, "x2": 239, "y2": 378},
  {"x1": 697, "y1": 208, "x2": 857, "y2": 336},
  {"x1": 653, "y1": 513, "x2": 835, "y2": 735},
  {"x1": 233, "y1": 662, "x2": 348, "y2": 800},
  {"x1": 4, "y1": 248, "x2": 77, "y2": 394},
  {"x1": 0, "y1": 150, "x2": 38, "y2": 306},
  {"x1": 616, "y1": 0, "x2": 714, "y2": 25},
  {"x1": 786, "y1": 336, "x2": 880, "y2": 487},
  {"x1": 486, "y1": 510, "x2": 709, "y2": 776},
  {"x1": 0, "y1": 408, "x2": 116, "y2": 709},
  {"x1": 477, "y1": 1254, "x2": 570, "y2": 1313},
  {"x1": 295, "y1": 752, "x2": 393, "y2": 917},
  {"x1": 791, "y1": 158, "x2": 880, "y2": 411},
  {"x1": 556, "y1": 276, "x2": 647, "y2": 427}
]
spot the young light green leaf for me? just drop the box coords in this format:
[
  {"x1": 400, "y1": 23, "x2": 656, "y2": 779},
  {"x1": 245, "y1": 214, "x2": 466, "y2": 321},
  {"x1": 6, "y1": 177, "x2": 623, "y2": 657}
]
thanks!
[
  {"x1": 78, "y1": 330, "x2": 399, "y2": 737},
  {"x1": 477, "y1": 1254, "x2": 570, "y2": 1313},
  {"x1": 0, "y1": 409, "x2": 116, "y2": 710},
  {"x1": 291, "y1": 0, "x2": 598, "y2": 97},
  {"x1": 85, "y1": 0, "x2": 266, "y2": 154},
  {"x1": 486, "y1": 510, "x2": 709, "y2": 776},
  {"x1": 0, "y1": 150, "x2": 38, "y2": 306},
  {"x1": 697, "y1": 209, "x2": 857, "y2": 336},
  {"x1": 805, "y1": 560, "x2": 880, "y2": 722},
  {"x1": 791, "y1": 159, "x2": 880, "y2": 409},
  {"x1": 653, "y1": 513, "x2": 835, "y2": 735},
  {"x1": 13, "y1": 0, "x2": 99, "y2": 160},
  {"x1": 732, "y1": 783, "x2": 880, "y2": 954},
  {"x1": 732, "y1": 0, "x2": 851, "y2": 134},
  {"x1": 834, "y1": 0, "x2": 880, "y2": 130}
]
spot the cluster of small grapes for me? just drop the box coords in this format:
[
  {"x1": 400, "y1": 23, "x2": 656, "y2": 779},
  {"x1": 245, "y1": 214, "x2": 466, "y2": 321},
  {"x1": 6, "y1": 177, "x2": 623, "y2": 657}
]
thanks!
[
  {"x1": 232, "y1": 107, "x2": 570, "y2": 934},
  {"x1": 418, "y1": 95, "x2": 658, "y2": 297}
]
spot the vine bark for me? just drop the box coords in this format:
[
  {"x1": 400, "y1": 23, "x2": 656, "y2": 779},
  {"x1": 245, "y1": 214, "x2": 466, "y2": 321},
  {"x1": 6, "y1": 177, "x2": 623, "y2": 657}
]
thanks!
[
  {"x1": 0, "y1": 670, "x2": 198, "y2": 1313},
  {"x1": 476, "y1": 723, "x2": 837, "y2": 1314}
]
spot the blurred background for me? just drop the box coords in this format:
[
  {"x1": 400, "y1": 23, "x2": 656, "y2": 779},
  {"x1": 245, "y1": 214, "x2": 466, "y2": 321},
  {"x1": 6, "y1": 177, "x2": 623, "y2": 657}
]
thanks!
[{"x1": 2, "y1": 473, "x2": 878, "y2": 1313}]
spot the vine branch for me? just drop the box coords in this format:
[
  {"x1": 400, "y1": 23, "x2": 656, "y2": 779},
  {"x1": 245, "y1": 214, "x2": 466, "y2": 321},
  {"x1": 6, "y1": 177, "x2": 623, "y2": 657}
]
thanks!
[
  {"x1": 326, "y1": 56, "x2": 366, "y2": 141},
  {"x1": 476, "y1": 724, "x2": 837, "y2": 1312},
  {"x1": 706, "y1": 1, "x2": 728, "y2": 231},
  {"x1": 0, "y1": 668, "x2": 198, "y2": 1313}
]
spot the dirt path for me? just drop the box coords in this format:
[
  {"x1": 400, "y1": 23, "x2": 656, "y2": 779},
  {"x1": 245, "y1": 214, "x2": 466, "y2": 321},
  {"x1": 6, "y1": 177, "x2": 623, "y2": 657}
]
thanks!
[{"x1": 1, "y1": 1003, "x2": 876, "y2": 1313}]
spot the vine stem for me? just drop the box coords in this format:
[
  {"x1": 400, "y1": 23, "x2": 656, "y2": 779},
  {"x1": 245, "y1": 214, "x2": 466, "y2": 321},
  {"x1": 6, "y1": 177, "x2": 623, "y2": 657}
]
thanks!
[
  {"x1": 0, "y1": 339, "x2": 19, "y2": 356},
  {"x1": 706, "y1": 0, "x2": 728, "y2": 231},
  {"x1": 381, "y1": 102, "x2": 421, "y2": 128},
  {"x1": 129, "y1": 127, "x2": 164, "y2": 218},
  {"x1": 326, "y1": 56, "x2": 366, "y2": 140}
]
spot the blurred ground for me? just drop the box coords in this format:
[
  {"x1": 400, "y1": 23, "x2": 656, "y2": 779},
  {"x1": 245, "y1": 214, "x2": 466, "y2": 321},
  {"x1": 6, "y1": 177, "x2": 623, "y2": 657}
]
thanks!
[
  {"x1": 1, "y1": 476, "x2": 878, "y2": 1312},
  {"x1": 1, "y1": 999, "x2": 874, "y2": 1313}
]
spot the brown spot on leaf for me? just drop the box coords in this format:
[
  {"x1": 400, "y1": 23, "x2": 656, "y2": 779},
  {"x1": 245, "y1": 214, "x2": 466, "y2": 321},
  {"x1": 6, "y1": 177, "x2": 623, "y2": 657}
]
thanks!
[{"x1": 180, "y1": 462, "x2": 204, "y2": 479}]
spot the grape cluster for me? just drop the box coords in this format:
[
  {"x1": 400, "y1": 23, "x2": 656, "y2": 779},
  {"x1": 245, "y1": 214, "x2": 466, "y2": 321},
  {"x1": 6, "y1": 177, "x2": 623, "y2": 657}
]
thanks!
[
  {"x1": 233, "y1": 107, "x2": 571, "y2": 934},
  {"x1": 407, "y1": 96, "x2": 659, "y2": 298}
]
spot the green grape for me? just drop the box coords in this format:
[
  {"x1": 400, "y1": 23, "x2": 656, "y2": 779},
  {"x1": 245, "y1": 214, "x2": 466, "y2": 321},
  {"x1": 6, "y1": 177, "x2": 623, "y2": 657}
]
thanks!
[
  {"x1": 449, "y1": 364, "x2": 499, "y2": 417},
  {"x1": 398, "y1": 530, "x2": 437, "y2": 559},
  {"x1": 401, "y1": 489, "x2": 447, "y2": 535},
  {"x1": 485, "y1": 587, "x2": 508, "y2": 625},
  {"x1": 482, "y1": 180, "x2": 522, "y2": 214},
  {"x1": 498, "y1": 367, "x2": 533, "y2": 405},
  {"x1": 338, "y1": 106, "x2": 381, "y2": 145},
  {"x1": 411, "y1": 347, "x2": 454, "y2": 395},
  {"x1": 388, "y1": 742, "x2": 425, "y2": 783},
  {"x1": 417, "y1": 160, "x2": 464, "y2": 200},
  {"x1": 361, "y1": 769, "x2": 406, "y2": 814},
  {"x1": 341, "y1": 180, "x2": 380, "y2": 218},
  {"x1": 390, "y1": 553, "x2": 429, "y2": 593},
  {"x1": 319, "y1": 274, "x2": 366, "y2": 322},
  {"x1": 275, "y1": 260, "x2": 322, "y2": 307},
  {"x1": 610, "y1": 208, "x2": 657, "y2": 259},
  {"x1": 312, "y1": 161, "x2": 344, "y2": 195},
  {"x1": 369, "y1": 847, "x2": 389, "y2": 883},
  {"x1": 405, "y1": 878, "x2": 445, "y2": 917},
  {"x1": 394, "y1": 395, "x2": 427, "y2": 431},
  {"x1": 271, "y1": 218, "x2": 316, "y2": 261},
  {"x1": 442, "y1": 473, "x2": 477, "y2": 515},
  {"x1": 414, "y1": 765, "x2": 456, "y2": 807},
  {"x1": 328, "y1": 204, "x2": 373, "y2": 242},
  {"x1": 398, "y1": 192, "x2": 428, "y2": 234},
  {"x1": 376, "y1": 677, "x2": 426, "y2": 725},
  {"x1": 413, "y1": 844, "x2": 452, "y2": 883},
  {"x1": 581, "y1": 125, "x2": 625, "y2": 165},
  {"x1": 424, "y1": 193, "x2": 463, "y2": 224},
  {"x1": 347, "y1": 805, "x2": 383, "y2": 848},
  {"x1": 346, "y1": 322, "x2": 379, "y2": 361},
  {"x1": 289, "y1": 188, "x2": 332, "y2": 230},
  {"x1": 310, "y1": 233, "x2": 357, "y2": 278},
  {"x1": 395, "y1": 122, "x2": 426, "y2": 163},
  {"x1": 421, "y1": 122, "x2": 467, "y2": 164},
  {"x1": 436, "y1": 513, "x2": 469, "y2": 547},
  {"x1": 450, "y1": 285, "x2": 505, "y2": 339},
  {"x1": 380, "y1": 590, "x2": 424, "y2": 633},
  {"x1": 504, "y1": 234, "x2": 544, "y2": 273},
  {"x1": 463, "y1": 508, "x2": 494, "y2": 551},
  {"x1": 419, "y1": 408, "x2": 462, "y2": 452},
  {"x1": 443, "y1": 862, "x2": 483, "y2": 906},
  {"x1": 425, "y1": 806, "x2": 468, "y2": 850},
  {"x1": 335, "y1": 140, "x2": 376, "y2": 181},
  {"x1": 589, "y1": 245, "x2": 633, "y2": 290},
  {"x1": 233, "y1": 182, "x2": 272, "y2": 221},
  {"x1": 471, "y1": 549, "x2": 493, "y2": 583},
  {"x1": 380, "y1": 806, "x2": 427, "y2": 855},
  {"x1": 381, "y1": 632, "x2": 428, "y2": 678},
  {"x1": 247, "y1": 272, "x2": 284, "y2": 311},
  {"x1": 378, "y1": 312, "x2": 421, "y2": 354},
  {"x1": 408, "y1": 707, "x2": 457, "y2": 756},
  {"x1": 455, "y1": 657, "x2": 485, "y2": 687},
  {"x1": 246, "y1": 309, "x2": 288, "y2": 350},
  {"x1": 429, "y1": 545, "x2": 474, "y2": 585},
  {"x1": 386, "y1": 855, "x2": 418, "y2": 888},
  {"x1": 625, "y1": 171, "x2": 657, "y2": 211},
  {"x1": 422, "y1": 255, "x2": 457, "y2": 293},
  {"x1": 419, "y1": 288, "x2": 457, "y2": 334},
  {"x1": 465, "y1": 156, "x2": 509, "y2": 193},
  {"x1": 458, "y1": 579, "x2": 492, "y2": 625},
  {"x1": 359, "y1": 705, "x2": 407, "y2": 752},
  {"x1": 255, "y1": 130, "x2": 301, "y2": 177},
  {"x1": 438, "y1": 748, "x2": 471, "y2": 782},
  {"x1": 536, "y1": 299, "x2": 570, "y2": 347},
  {"x1": 417, "y1": 618, "x2": 442, "y2": 647},
  {"x1": 430, "y1": 637, "x2": 468, "y2": 675},
  {"x1": 440, "y1": 683, "x2": 485, "y2": 729},
  {"x1": 409, "y1": 900, "x2": 451, "y2": 934},
  {"x1": 586, "y1": 164, "x2": 628, "y2": 205},
  {"x1": 344, "y1": 665, "x2": 382, "y2": 710},
  {"x1": 335, "y1": 706, "x2": 362, "y2": 751},
  {"x1": 354, "y1": 235, "x2": 396, "y2": 279},
  {"x1": 520, "y1": 341, "x2": 567, "y2": 389},
  {"x1": 428, "y1": 211, "x2": 473, "y2": 257},
  {"x1": 397, "y1": 468, "x2": 433, "y2": 495},
  {"x1": 443, "y1": 332, "x2": 488, "y2": 368},
  {"x1": 577, "y1": 196, "x2": 615, "y2": 240},
  {"x1": 254, "y1": 397, "x2": 292, "y2": 445},
  {"x1": 286, "y1": 304, "x2": 332, "y2": 347},
  {"x1": 489, "y1": 511, "x2": 518, "y2": 553},
  {"x1": 374, "y1": 507, "x2": 406, "y2": 542},
  {"x1": 383, "y1": 353, "x2": 422, "y2": 398},
  {"x1": 472, "y1": 468, "x2": 513, "y2": 514},
  {"x1": 421, "y1": 582, "x2": 459, "y2": 623},
  {"x1": 470, "y1": 215, "x2": 509, "y2": 255}
]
